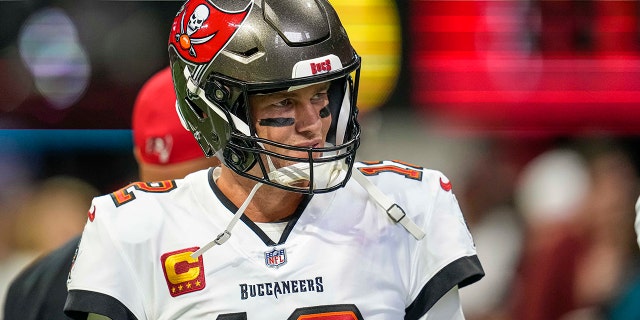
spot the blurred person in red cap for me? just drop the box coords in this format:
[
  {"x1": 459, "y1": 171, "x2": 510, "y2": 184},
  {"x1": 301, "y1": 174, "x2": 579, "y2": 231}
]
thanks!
[
  {"x1": 132, "y1": 67, "x2": 218, "y2": 182},
  {"x1": 3, "y1": 66, "x2": 219, "y2": 320}
]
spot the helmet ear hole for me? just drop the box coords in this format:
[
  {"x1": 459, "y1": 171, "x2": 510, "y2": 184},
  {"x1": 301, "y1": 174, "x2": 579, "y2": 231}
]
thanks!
[{"x1": 185, "y1": 99, "x2": 207, "y2": 120}]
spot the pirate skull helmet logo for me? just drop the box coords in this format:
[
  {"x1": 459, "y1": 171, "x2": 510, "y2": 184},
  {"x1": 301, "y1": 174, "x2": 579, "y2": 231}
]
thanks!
[{"x1": 169, "y1": 0, "x2": 252, "y2": 63}]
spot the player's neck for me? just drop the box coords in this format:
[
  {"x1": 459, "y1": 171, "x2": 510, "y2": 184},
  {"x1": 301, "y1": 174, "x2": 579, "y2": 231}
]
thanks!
[{"x1": 216, "y1": 167, "x2": 303, "y2": 223}]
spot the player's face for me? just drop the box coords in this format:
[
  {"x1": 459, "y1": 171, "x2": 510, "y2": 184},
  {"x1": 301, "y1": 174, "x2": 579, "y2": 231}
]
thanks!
[{"x1": 249, "y1": 82, "x2": 332, "y2": 168}]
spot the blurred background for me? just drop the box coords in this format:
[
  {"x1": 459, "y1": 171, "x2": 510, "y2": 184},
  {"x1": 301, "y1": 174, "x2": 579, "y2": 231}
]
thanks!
[{"x1": 1, "y1": 0, "x2": 640, "y2": 319}]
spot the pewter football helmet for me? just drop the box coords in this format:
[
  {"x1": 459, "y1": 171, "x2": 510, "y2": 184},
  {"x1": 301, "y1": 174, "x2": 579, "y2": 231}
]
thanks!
[{"x1": 169, "y1": 0, "x2": 361, "y2": 193}]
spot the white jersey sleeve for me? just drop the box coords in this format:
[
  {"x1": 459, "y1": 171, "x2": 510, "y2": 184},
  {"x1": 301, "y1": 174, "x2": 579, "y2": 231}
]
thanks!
[{"x1": 65, "y1": 179, "x2": 182, "y2": 319}]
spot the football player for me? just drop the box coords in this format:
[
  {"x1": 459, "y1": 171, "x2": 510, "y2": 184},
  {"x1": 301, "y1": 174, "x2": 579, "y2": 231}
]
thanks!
[
  {"x1": 4, "y1": 66, "x2": 219, "y2": 320},
  {"x1": 65, "y1": 1, "x2": 484, "y2": 319}
]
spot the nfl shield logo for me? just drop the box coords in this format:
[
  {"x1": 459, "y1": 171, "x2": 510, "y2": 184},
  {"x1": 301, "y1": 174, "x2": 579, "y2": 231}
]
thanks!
[{"x1": 265, "y1": 248, "x2": 287, "y2": 268}]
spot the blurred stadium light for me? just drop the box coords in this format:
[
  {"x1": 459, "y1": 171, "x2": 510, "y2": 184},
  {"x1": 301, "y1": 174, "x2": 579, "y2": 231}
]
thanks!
[
  {"x1": 330, "y1": 0, "x2": 402, "y2": 112},
  {"x1": 0, "y1": 1, "x2": 179, "y2": 130},
  {"x1": 410, "y1": 0, "x2": 640, "y2": 136},
  {"x1": 18, "y1": 7, "x2": 90, "y2": 109}
]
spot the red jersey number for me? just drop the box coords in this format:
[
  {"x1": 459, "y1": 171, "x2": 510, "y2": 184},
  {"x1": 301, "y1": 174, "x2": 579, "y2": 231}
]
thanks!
[
  {"x1": 216, "y1": 304, "x2": 363, "y2": 320},
  {"x1": 358, "y1": 160, "x2": 423, "y2": 181},
  {"x1": 110, "y1": 181, "x2": 177, "y2": 207}
]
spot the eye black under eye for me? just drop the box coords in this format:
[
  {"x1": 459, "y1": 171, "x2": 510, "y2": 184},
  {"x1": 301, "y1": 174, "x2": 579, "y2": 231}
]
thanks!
[{"x1": 259, "y1": 117, "x2": 295, "y2": 127}]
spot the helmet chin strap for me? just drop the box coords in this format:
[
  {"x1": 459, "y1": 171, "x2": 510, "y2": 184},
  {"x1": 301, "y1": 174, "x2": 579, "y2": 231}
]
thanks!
[
  {"x1": 260, "y1": 141, "x2": 345, "y2": 191},
  {"x1": 351, "y1": 169, "x2": 426, "y2": 240},
  {"x1": 191, "y1": 161, "x2": 424, "y2": 258},
  {"x1": 267, "y1": 160, "x2": 345, "y2": 190}
]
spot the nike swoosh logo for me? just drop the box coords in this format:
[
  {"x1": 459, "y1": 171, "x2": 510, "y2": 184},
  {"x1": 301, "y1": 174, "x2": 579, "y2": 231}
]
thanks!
[
  {"x1": 88, "y1": 205, "x2": 96, "y2": 222},
  {"x1": 439, "y1": 177, "x2": 452, "y2": 192}
]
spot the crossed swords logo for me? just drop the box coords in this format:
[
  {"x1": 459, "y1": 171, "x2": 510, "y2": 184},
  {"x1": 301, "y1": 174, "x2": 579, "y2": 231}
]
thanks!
[{"x1": 175, "y1": 4, "x2": 216, "y2": 58}]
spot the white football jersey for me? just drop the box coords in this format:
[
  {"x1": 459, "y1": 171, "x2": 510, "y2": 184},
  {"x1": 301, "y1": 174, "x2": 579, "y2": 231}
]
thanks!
[{"x1": 65, "y1": 161, "x2": 483, "y2": 320}]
